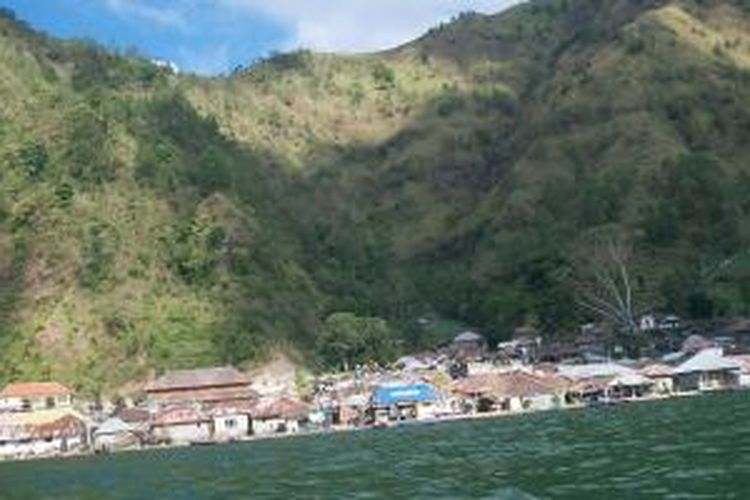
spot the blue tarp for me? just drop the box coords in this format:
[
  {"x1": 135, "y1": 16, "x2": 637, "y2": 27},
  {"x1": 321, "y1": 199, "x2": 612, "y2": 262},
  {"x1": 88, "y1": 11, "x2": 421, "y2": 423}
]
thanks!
[{"x1": 371, "y1": 384, "x2": 441, "y2": 406}]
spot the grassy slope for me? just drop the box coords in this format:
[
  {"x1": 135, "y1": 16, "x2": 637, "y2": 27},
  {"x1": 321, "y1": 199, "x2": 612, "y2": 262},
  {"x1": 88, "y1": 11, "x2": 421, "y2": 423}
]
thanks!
[{"x1": 3, "y1": 0, "x2": 750, "y2": 392}]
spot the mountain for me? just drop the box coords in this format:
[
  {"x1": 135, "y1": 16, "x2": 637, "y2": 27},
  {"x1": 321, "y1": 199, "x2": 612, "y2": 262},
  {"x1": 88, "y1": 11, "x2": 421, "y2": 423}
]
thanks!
[{"x1": 3, "y1": 0, "x2": 750, "y2": 393}]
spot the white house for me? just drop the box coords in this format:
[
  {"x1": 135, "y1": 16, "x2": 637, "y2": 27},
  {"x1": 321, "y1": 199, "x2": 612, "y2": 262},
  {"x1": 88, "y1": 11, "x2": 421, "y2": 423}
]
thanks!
[
  {"x1": 251, "y1": 398, "x2": 310, "y2": 435},
  {"x1": 150, "y1": 407, "x2": 211, "y2": 444},
  {"x1": 0, "y1": 382, "x2": 73, "y2": 412},
  {"x1": 640, "y1": 364, "x2": 675, "y2": 394}
]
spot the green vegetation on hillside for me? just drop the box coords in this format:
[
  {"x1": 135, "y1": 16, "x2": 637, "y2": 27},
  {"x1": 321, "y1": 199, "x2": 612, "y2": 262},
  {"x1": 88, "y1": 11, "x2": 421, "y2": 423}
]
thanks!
[{"x1": 3, "y1": 0, "x2": 750, "y2": 392}]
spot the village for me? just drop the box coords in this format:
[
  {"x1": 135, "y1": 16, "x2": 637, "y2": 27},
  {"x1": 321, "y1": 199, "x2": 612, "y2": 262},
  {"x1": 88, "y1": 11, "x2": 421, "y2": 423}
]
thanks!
[{"x1": 2, "y1": 315, "x2": 750, "y2": 463}]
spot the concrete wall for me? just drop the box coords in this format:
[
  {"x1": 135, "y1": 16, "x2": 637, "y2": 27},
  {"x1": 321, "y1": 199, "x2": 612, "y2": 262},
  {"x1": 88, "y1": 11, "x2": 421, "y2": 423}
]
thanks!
[{"x1": 252, "y1": 418, "x2": 299, "y2": 436}]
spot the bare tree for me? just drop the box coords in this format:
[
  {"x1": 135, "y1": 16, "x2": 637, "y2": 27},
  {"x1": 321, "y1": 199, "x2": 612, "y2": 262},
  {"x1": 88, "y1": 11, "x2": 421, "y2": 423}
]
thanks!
[{"x1": 570, "y1": 232, "x2": 638, "y2": 335}]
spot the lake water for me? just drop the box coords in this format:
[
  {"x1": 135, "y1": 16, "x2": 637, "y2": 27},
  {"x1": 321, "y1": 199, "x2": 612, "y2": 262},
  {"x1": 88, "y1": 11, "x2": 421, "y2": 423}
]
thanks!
[{"x1": 2, "y1": 391, "x2": 750, "y2": 499}]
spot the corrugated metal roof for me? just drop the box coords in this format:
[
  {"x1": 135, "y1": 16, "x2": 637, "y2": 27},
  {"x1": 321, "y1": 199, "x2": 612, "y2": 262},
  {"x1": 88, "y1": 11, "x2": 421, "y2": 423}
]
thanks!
[
  {"x1": 675, "y1": 348, "x2": 740, "y2": 374},
  {"x1": 453, "y1": 331, "x2": 484, "y2": 343},
  {"x1": 557, "y1": 363, "x2": 636, "y2": 380}
]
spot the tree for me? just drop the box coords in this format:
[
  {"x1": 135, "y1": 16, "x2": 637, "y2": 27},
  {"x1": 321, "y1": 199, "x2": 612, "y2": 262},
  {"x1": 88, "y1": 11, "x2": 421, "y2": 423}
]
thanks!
[
  {"x1": 316, "y1": 312, "x2": 398, "y2": 371},
  {"x1": 570, "y1": 232, "x2": 639, "y2": 334}
]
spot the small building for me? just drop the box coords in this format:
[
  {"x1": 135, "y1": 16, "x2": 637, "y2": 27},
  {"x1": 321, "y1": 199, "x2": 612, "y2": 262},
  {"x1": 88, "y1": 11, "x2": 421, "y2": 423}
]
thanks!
[
  {"x1": 251, "y1": 398, "x2": 310, "y2": 435},
  {"x1": 453, "y1": 371, "x2": 567, "y2": 414},
  {"x1": 145, "y1": 366, "x2": 256, "y2": 409},
  {"x1": 640, "y1": 364, "x2": 675, "y2": 394},
  {"x1": 207, "y1": 400, "x2": 255, "y2": 441},
  {"x1": 451, "y1": 331, "x2": 487, "y2": 361},
  {"x1": 607, "y1": 374, "x2": 654, "y2": 400},
  {"x1": 92, "y1": 417, "x2": 141, "y2": 452},
  {"x1": 0, "y1": 382, "x2": 73, "y2": 412},
  {"x1": 0, "y1": 409, "x2": 88, "y2": 460},
  {"x1": 150, "y1": 407, "x2": 211, "y2": 444},
  {"x1": 369, "y1": 383, "x2": 444, "y2": 423},
  {"x1": 673, "y1": 348, "x2": 740, "y2": 392},
  {"x1": 725, "y1": 355, "x2": 750, "y2": 387}
]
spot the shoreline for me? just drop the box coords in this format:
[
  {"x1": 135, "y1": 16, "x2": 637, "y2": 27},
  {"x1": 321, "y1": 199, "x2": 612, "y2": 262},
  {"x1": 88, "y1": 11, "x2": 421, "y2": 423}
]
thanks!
[{"x1": 0, "y1": 388, "x2": 731, "y2": 466}]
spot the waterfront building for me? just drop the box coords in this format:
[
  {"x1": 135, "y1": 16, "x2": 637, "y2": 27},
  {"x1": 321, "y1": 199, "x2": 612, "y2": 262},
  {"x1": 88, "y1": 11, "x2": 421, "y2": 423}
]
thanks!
[
  {"x1": 453, "y1": 371, "x2": 568, "y2": 413},
  {"x1": 607, "y1": 374, "x2": 655, "y2": 400},
  {"x1": 640, "y1": 364, "x2": 675, "y2": 394},
  {"x1": 251, "y1": 397, "x2": 310, "y2": 435},
  {"x1": 673, "y1": 348, "x2": 741, "y2": 392},
  {"x1": 145, "y1": 366, "x2": 257, "y2": 408},
  {"x1": 369, "y1": 383, "x2": 444, "y2": 423},
  {"x1": 150, "y1": 407, "x2": 212, "y2": 444},
  {"x1": 0, "y1": 409, "x2": 88, "y2": 459},
  {"x1": 726, "y1": 355, "x2": 750, "y2": 387},
  {"x1": 92, "y1": 417, "x2": 141, "y2": 452},
  {"x1": 0, "y1": 382, "x2": 73, "y2": 412}
]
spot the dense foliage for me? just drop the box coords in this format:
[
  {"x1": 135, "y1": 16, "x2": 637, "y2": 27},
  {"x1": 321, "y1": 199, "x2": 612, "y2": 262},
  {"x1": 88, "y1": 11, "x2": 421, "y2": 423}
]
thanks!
[{"x1": 3, "y1": 0, "x2": 750, "y2": 392}]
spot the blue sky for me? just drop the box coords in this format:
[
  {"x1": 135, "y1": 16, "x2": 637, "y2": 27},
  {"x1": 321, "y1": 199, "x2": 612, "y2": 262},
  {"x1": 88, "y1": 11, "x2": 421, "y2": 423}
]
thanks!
[{"x1": 0, "y1": 1, "x2": 521, "y2": 75}]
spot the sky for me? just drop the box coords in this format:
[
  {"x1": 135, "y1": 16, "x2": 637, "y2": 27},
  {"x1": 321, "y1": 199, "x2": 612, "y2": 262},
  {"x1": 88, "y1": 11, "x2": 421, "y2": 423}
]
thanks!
[{"x1": 0, "y1": 1, "x2": 522, "y2": 75}]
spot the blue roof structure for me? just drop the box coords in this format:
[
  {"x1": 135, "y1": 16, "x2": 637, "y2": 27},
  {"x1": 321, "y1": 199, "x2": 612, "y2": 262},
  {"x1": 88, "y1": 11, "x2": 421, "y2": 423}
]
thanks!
[{"x1": 371, "y1": 384, "x2": 441, "y2": 406}]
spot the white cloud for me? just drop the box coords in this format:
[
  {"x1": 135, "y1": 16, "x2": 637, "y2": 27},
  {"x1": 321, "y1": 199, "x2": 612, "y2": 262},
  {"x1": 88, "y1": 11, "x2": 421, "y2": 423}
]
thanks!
[
  {"x1": 103, "y1": 0, "x2": 189, "y2": 30},
  {"x1": 221, "y1": 0, "x2": 523, "y2": 53}
]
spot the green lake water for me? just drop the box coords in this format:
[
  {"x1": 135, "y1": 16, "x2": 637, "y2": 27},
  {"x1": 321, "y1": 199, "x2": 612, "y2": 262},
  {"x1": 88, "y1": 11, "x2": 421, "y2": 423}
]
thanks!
[{"x1": 2, "y1": 391, "x2": 750, "y2": 499}]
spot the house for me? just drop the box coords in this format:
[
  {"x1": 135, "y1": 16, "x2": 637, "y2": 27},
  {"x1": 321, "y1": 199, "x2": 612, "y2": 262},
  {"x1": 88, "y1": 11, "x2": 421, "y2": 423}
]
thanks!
[
  {"x1": 207, "y1": 400, "x2": 255, "y2": 441},
  {"x1": 726, "y1": 355, "x2": 750, "y2": 387},
  {"x1": 150, "y1": 407, "x2": 212, "y2": 444},
  {"x1": 451, "y1": 331, "x2": 487, "y2": 360},
  {"x1": 145, "y1": 366, "x2": 257, "y2": 408},
  {"x1": 640, "y1": 313, "x2": 681, "y2": 332},
  {"x1": 0, "y1": 409, "x2": 88, "y2": 460},
  {"x1": 369, "y1": 383, "x2": 444, "y2": 423},
  {"x1": 640, "y1": 364, "x2": 675, "y2": 394},
  {"x1": 453, "y1": 371, "x2": 568, "y2": 414},
  {"x1": 714, "y1": 319, "x2": 750, "y2": 353},
  {"x1": 673, "y1": 348, "x2": 741, "y2": 392},
  {"x1": 607, "y1": 374, "x2": 654, "y2": 400},
  {"x1": 251, "y1": 397, "x2": 310, "y2": 435},
  {"x1": 0, "y1": 382, "x2": 73, "y2": 412},
  {"x1": 92, "y1": 417, "x2": 141, "y2": 452}
]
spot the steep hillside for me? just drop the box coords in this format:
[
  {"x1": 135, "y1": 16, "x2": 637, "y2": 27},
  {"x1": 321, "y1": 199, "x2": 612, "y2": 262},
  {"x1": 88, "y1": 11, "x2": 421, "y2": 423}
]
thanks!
[
  {"x1": 184, "y1": 0, "x2": 750, "y2": 338},
  {"x1": 4, "y1": 0, "x2": 750, "y2": 392},
  {"x1": 0, "y1": 11, "x2": 322, "y2": 393}
]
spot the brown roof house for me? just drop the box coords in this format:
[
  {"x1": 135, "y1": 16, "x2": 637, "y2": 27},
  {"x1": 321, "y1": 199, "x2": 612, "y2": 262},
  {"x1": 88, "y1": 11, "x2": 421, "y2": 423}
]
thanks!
[
  {"x1": 453, "y1": 371, "x2": 568, "y2": 414},
  {"x1": 145, "y1": 366, "x2": 257, "y2": 409},
  {"x1": 0, "y1": 382, "x2": 73, "y2": 413},
  {"x1": 251, "y1": 397, "x2": 311, "y2": 436}
]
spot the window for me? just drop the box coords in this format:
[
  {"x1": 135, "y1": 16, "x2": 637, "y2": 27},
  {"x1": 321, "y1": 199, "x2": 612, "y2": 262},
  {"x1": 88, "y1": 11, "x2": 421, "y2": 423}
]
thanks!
[
  {"x1": 226, "y1": 419, "x2": 236, "y2": 428},
  {"x1": 46, "y1": 397, "x2": 55, "y2": 409},
  {"x1": 21, "y1": 399, "x2": 31, "y2": 411}
]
